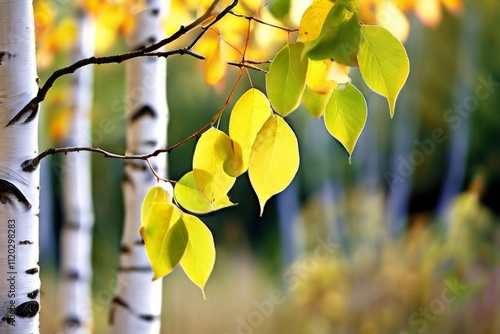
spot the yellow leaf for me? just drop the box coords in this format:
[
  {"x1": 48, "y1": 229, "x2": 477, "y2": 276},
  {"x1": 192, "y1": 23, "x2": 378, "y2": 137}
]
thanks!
[
  {"x1": 175, "y1": 171, "x2": 235, "y2": 214},
  {"x1": 49, "y1": 110, "x2": 71, "y2": 141},
  {"x1": 180, "y1": 213, "x2": 216, "y2": 299},
  {"x1": 375, "y1": 1, "x2": 410, "y2": 42},
  {"x1": 298, "y1": 0, "x2": 334, "y2": 42},
  {"x1": 248, "y1": 115, "x2": 300, "y2": 215},
  {"x1": 306, "y1": 59, "x2": 339, "y2": 94},
  {"x1": 139, "y1": 203, "x2": 188, "y2": 280},
  {"x1": 229, "y1": 88, "x2": 273, "y2": 171},
  {"x1": 204, "y1": 33, "x2": 226, "y2": 85},
  {"x1": 415, "y1": 0, "x2": 442, "y2": 27},
  {"x1": 141, "y1": 183, "x2": 173, "y2": 225},
  {"x1": 193, "y1": 128, "x2": 240, "y2": 203}
]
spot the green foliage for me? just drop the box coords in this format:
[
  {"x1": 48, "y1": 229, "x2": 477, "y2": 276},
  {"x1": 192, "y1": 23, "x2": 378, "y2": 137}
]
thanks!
[
  {"x1": 140, "y1": 0, "x2": 411, "y2": 289},
  {"x1": 305, "y1": 0, "x2": 361, "y2": 66}
]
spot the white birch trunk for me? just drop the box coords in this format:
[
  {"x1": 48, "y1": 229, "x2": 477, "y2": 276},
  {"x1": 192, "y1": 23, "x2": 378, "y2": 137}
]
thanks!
[
  {"x1": 109, "y1": 1, "x2": 169, "y2": 333},
  {"x1": 0, "y1": 0, "x2": 40, "y2": 333},
  {"x1": 58, "y1": 8, "x2": 95, "y2": 334}
]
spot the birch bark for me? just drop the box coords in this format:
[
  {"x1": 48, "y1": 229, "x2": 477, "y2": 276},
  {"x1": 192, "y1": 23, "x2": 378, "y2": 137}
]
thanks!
[
  {"x1": 109, "y1": 1, "x2": 169, "y2": 332},
  {"x1": 0, "y1": 0, "x2": 41, "y2": 332},
  {"x1": 58, "y1": 8, "x2": 96, "y2": 333}
]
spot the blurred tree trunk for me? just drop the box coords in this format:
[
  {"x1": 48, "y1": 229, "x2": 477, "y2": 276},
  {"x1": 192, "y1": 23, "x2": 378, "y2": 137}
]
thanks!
[
  {"x1": 437, "y1": 8, "x2": 482, "y2": 219},
  {"x1": 59, "y1": 8, "x2": 95, "y2": 333},
  {"x1": 386, "y1": 18, "x2": 423, "y2": 235},
  {"x1": 0, "y1": 1, "x2": 41, "y2": 332},
  {"x1": 109, "y1": 1, "x2": 169, "y2": 333}
]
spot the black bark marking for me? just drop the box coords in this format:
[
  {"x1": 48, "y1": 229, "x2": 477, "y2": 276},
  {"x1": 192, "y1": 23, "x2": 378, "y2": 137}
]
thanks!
[
  {"x1": 148, "y1": 36, "x2": 156, "y2": 45},
  {"x1": 5, "y1": 315, "x2": 15, "y2": 325},
  {"x1": 0, "y1": 51, "x2": 15, "y2": 65},
  {"x1": 64, "y1": 270, "x2": 80, "y2": 281},
  {"x1": 64, "y1": 316, "x2": 82, "y2": 328},
  {"x1": 19, "y1": 240, "x2": 34, "y2": 245},
  {"x1": 63, "y1": 221, "x2": 81, "y2": 230},
  {"x1": 15, "y1": 301, "x2": 39, "y2": 318},
  {"x1": 0, "y1": 180, "x2": 31, "y2": 210},
  {"x1": 134, "y1": 239, "x2": 145, "y2": 245},
  {"x1": 24, "y1": 103, "x2": 40, "y2": 124},
  {"x1": 122, "y1": 172, "x2": 133, "y2": 187},
  {"x1": 119, "y1": 266, "x2": 152, "y2": 273},
  {"x1": 120, "y1": 244, "x2": 131, "y2": 253},
  {"x1": 112, "y1": 297, "x2": 130, "y2": 309},
  {"x1": 151, "y1": 8, "x2": 160, "y2": 15},
  {"x1": 138, "y1": 314, "x2": 157, "y2": 322},
  {"x1": 26, "y1": 268, "x2": 38, "y2": 275},
  {"x1": 140, "y1": 140, "x2": 158, "y2": 147},
  {"x1": 7, "y1": 102, "x2": 39, "y2": 127},
  {"x1": 27, "y1": 289, "x2": 39, "y2": 299},
  {"x1": 125, "y1": 160, "x2": 147, "y2": 171},
  {"x1": 130, "y1": 105, "x2": 157, "y2": 123},
  {"x1": 21, "y1": 158, "x2": 38, "y2": 172}
]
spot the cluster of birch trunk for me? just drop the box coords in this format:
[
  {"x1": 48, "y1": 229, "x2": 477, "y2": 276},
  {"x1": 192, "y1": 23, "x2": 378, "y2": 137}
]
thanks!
[{"x1": 0, "y1": 0, "x2": 169, "y2": 333}]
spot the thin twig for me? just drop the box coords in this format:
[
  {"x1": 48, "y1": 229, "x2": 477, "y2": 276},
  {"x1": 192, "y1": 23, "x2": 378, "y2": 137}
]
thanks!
[
  {"x1": 22, "y1": 69, "x2": 246, "y2": 172},
  {"x1": 228, "y1": 11, "x2": 299, "y2": 33}
]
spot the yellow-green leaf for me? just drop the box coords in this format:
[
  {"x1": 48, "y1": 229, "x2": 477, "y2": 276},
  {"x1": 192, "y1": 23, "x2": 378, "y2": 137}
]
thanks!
[
  {"x1": 174, "y1": 171, "x2": 235, "y2": 214},
  {"x1": 139, "y1": 203, "x2": 188, "y2": 280},
  {"x1": 180, "y1": 213, "x2": 216, "y2": 299},
  {"x1": 301, "y1": 86, "x2": 331, "y2": 118},
  {"x1": 298, "y1": 0, "x2": 334, "y2": 42},
  {"x1": 305, "y1": 0, "x2": 361, "y2": 66},
  {"x1": 357, "y1": 25, "x2": 409, "y2": 118},
  {"x1": 193, "y1": 128, "x2": 239, "y2": 202},
  {"x1": 141, "y1": 183, "x2": 173, "y2": 225},
  {"x1": 229, "y1": 88, "x2": 273, "y2": 170},
  {"x1": 248, "y1": 115, "x2": 299, "y2": 215},
  {"x1": 324, "y1": 83, "x2": 367, "y2": 157},
  {"x1": 266, "y1": 42, "x2": 308, "y2": 117}
]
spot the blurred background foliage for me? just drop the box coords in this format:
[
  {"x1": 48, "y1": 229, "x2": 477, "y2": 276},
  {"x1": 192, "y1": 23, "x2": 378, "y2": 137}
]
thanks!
[{"x1": 33, "y1": 0, "x2": 499, "y2": 333}]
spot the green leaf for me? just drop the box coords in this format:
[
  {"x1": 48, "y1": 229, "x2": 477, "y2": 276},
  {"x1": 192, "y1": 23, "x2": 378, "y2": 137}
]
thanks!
[
  {"x1": 174, "y1": 171, "x2": 235, "y2": 214},
  {"x1": 266, "y1": 42, "x2": 308, "y2": 117},
  {"x1": 305, "y1": 0, "x2": 361, "y2": 66},
  {"x1": 268, "y1": 0, "x2": 290, "y2": 19},
  {"x1": 357, "y1": 25, "x2": 410, "y2": 118},
  {"x1": 324, "y1": 83, "x2": 367, "y2": 157},
  {"x1": 248, "y1": 115, "x2": 300, "y2": 215},
  {"x1": 180, "y1": 213, "x2": 216, "y2": 299},
  {"x1": 139, "y1": 203, "x2": 188, "y2": 280}
]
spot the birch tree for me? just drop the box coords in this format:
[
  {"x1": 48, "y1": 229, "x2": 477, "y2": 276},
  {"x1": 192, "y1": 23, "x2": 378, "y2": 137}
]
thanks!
[
  {"x1": 0, "y1": 0, "x2": 41, "y2": 332},
  {"x1": 0, "y1": 1, "x2": 414, "y2": 332},
  {"x1": 58, "y1": 7, "x2": 96, "y2": 333},
  {"x1": 109, "y1": 1, "x2": 169, "y2": 332}
]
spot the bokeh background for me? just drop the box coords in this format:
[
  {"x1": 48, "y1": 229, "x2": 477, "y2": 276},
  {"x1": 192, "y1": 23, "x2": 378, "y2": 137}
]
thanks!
[{"x1": 34, "y1": 0, "x2": 500, "y2": 333}]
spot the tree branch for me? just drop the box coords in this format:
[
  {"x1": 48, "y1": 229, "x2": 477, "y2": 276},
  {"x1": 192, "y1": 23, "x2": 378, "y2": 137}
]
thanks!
[{"x1": 7, "y1": 0, "x2": 239, "y2": 127}]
